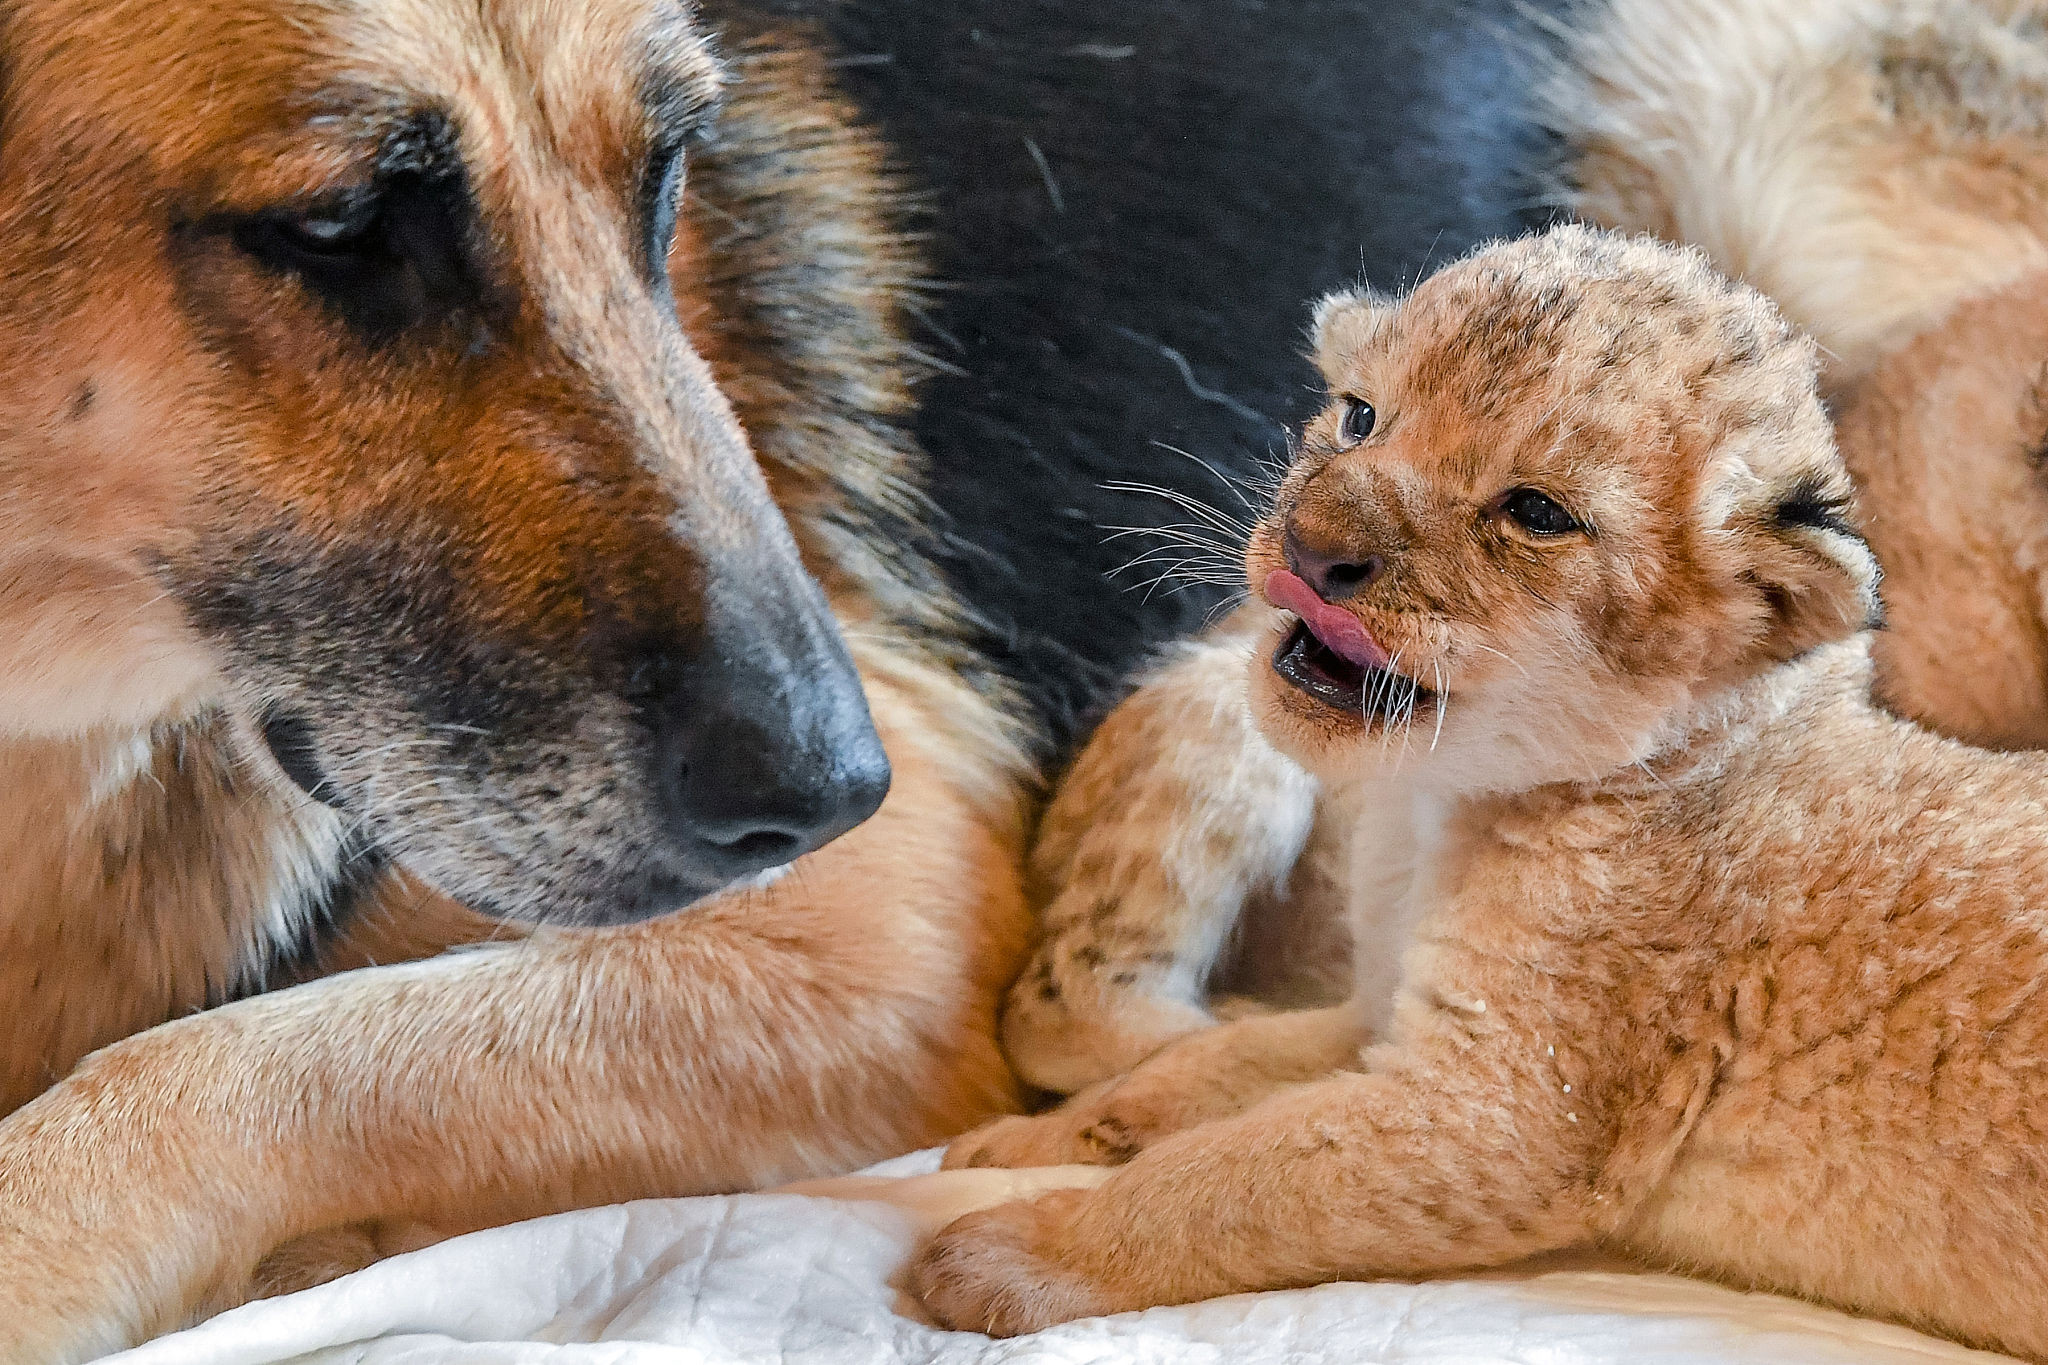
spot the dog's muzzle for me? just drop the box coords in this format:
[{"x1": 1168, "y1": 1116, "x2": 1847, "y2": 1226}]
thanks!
[{"x1": 616, "y1": 568, "x2": 891, "y2": 922}]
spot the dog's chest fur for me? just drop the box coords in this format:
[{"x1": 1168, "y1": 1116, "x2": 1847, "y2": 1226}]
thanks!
[{"x1": 0, "y1": 717, "x2": 359, "y2": 1111}]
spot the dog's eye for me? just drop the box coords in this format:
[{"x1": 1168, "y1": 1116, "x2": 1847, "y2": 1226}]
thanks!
[
  {"x1": 230, "y1": 197, "x2": 397, "y2": 297},
  {"x1": 1337, "y1": 397, "x2": 1376, "y2": 447},
  {"x1": 278, "y1": 208, "x2": 379, "y2": 255},
  {"x1": 224, "y1": 169, "x2": 479, "y2": 342},
  {"x1": 242, "y1": 198, "x2": 384, "y2": 265},
  {"x1": 643, "y1": 144, "x2": 688, "y2": 291},
  {"x1": 1502, "y1": 488, "x2": 1579, "y2": 536}
]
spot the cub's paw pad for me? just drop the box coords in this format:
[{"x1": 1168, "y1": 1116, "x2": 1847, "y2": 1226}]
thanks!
[{"x1": 906, "y1": 1191, "x2": 1112, "y2": 1337}]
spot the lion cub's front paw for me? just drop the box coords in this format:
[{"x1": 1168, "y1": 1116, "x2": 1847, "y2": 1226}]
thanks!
[
  {"x1": 944, "y1": 1110, "x2": 1108, "y2": 1170},
  {"x1": 947, "y1": 1076, "x2": 1189, "y2": 1171},
  {"x1": 907, "y1": 1190, "x2": 1120, "y2": 1336},
  {"x1": 943, "y1": 1101, "x2": 1157, "y2": 1170}
]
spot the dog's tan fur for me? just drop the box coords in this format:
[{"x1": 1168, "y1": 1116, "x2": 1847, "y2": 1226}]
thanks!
[
  {"x1": 913, "y1": 227, "x2": 2048, "y2": 1360},
  {"x1": 1838, "y1": 273, "x2": 2048, "y2": 749},
  {"x1": 0, "y1": 2, "x2": 1043, "y2": 1357},
  {"x1": 8, "y1": 662, "x2": 1031, "y2": 1356},
  {"x1": 1543, "y1": 0, "x2": 2048, "y2": 390}
]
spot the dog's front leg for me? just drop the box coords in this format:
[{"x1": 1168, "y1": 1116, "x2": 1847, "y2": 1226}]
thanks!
[{"x1": 0, "y1": 672, "x2": 1031, "y2": 1364}]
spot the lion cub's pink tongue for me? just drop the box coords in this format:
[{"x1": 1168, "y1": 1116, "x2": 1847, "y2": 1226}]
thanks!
[{"x1": 1264, "y1": 569, "x2": 1391, "y2": 670}]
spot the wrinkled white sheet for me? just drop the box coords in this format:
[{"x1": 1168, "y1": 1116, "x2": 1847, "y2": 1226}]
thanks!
[{"x1": 104, "y1": 1151, "x2": 2018, "y2": 1365}]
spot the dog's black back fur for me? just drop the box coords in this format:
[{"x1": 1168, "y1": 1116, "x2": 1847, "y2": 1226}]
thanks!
[{"x1": 753, "y1": 0, "x2": 1566, "y2": 753}]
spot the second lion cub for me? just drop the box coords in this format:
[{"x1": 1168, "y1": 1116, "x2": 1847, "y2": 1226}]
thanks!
[{"x1": 910, "y1": 226, "x2": 2048, "y2": 1358}]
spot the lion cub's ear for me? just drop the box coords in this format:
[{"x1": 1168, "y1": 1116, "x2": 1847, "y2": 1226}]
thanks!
[
  {"x1": 1726, "y1": 462, "x2": 1884, "y2": 669},
  {"x1": 1309, "y1": 289, "x2": 1397, "y2": 384}
]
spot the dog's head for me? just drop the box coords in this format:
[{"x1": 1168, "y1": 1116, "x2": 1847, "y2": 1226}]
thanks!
[
  {"x1": 1247, "y1": 226, "x2": 1879, "y2": 791},
  {"x1": 0, "y1": 0, "x2": 891, "y2": 922}
]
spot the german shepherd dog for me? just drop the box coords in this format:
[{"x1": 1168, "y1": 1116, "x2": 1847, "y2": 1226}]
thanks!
[{"x1": 0, "y1": 0, "x2": 1556, "y2": 1354}]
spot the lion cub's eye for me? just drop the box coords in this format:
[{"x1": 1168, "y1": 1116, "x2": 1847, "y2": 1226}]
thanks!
[
  {"x1": 1337, "y1": 397, "x2": 1376, "y2": 447},
  {"x1": 1502, "y1": 488, "x2": 1579, "y2": 536}
]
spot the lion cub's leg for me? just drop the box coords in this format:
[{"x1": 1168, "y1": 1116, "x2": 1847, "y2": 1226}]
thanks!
[
  {"x1": 1002, "y1": 604, "x2": 1328, "y2": 1094},
  {"x1": 913, "y1": 1030, "x2": 1600, "y2": 1337},
  {"x1": 949, "y1": 1002, "x2": 1368, "y2": 1169}
]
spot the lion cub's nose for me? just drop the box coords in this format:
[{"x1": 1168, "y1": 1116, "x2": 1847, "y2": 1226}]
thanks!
[{"x1": 1284, "y1": 523, "x2": 1385, "y2": 602}]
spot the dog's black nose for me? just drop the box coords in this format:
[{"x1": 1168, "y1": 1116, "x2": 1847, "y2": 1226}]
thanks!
[
  {"x1": 658, "y1": 684, "x2": 892, "y2": 885},
  {"x1": 622, "y1": 568, "x2": 892, "y2": 912}
]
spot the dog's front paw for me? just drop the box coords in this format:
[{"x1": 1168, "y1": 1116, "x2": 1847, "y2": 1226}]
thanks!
[{"x1": 906, "y1": 1190, "x2": 1121, "y2": 1336}]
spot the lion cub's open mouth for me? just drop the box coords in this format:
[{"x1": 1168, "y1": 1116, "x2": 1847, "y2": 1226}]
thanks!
[
  {"x1": 1273, "y1": 620, "x2": 1438, "y2": 720},
  {"x1": 1264, "y1": 568, "x2": 1439, "y2": 722}
]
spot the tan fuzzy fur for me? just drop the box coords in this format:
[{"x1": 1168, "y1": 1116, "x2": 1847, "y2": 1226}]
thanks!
[
  {"x1": 1837, "y1": 272, "x2": 2048, "y2": 749},
  {"x1": 998, "y1": 608, "x2": 1347, "y2": 1094},
  {"x1": 913, "y1": 227, "x2": 2048, "y2": 1361},
  {"x1": 0, "y1": 2, "x2": 1040, "y2": 1358},
  {"x1": 4, "y1": 656, "x2": 1032, "y2": 1359}
]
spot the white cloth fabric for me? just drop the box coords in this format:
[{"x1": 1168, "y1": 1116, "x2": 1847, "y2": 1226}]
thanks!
[{"x1": 103, "y1": 1150, "x2": 2016, "y2": 1365}]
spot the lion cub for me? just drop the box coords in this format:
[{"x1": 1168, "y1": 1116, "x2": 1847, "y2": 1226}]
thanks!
[
  {"x1": 910, "y1": 226, "x2": 2048, "y2": 1358},
  {"x1": 999, "y1": 0, "x2": 2048, "y2": 1113}
]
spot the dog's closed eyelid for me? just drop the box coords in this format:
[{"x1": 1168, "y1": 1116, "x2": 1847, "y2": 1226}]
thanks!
[
  {"x1": 183, "y1": 167, "x2": 380, "y2": 225},
  {"x1": 636, "y1": 55, "x2": 724, "y2": 287},
  {"x1": 212, "y1": 169, "x2": 486, "y2": 343}
]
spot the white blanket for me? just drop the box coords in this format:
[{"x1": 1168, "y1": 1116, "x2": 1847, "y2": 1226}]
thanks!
[{"x1": 105, "y1": 1151, "x2": 2017, "y2": 1365}]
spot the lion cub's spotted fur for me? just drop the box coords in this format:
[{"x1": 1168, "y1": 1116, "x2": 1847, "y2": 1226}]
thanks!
[{"x1": 911, "y1": 227, "x2": 2048, "y2": 1359}]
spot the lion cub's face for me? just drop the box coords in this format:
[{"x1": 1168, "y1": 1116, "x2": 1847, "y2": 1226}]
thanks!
[{"x1": 1246, "y1": 227, "x2": 1880, "y2": 792}]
